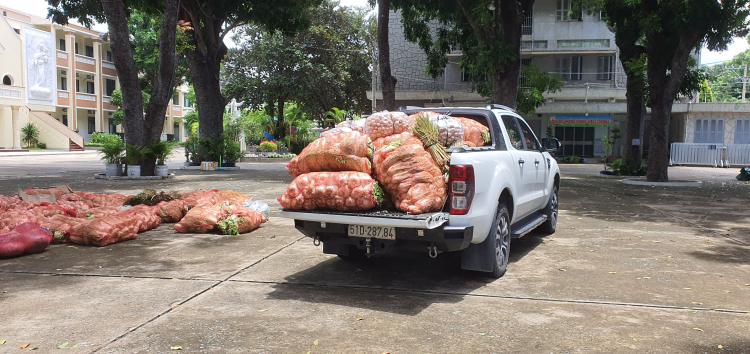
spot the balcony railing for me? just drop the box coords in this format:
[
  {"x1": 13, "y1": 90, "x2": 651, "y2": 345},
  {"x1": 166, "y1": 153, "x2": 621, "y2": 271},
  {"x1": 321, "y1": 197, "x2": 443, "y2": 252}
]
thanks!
[
  {"x1": 58, "y1": 91, "x2": 69, "y2": 98},
  {"x1": 522, "y1": 16, "x2": 532, "y2": 35},
  {"x1": 75, "y1": 55, "x2": 95, "y2": 66},
  {"x1": 76, "y1": 92, "x2": 96, "y2": 101},
  {"x1": 57, "y1": 51, "x2": 68, "y2": 59},
  {"x1": 0, "y1": 88, "x2": 22, "y2": 99},
  {"x1": 102, "y1": 62, "x2": 116, "y2": 70}
]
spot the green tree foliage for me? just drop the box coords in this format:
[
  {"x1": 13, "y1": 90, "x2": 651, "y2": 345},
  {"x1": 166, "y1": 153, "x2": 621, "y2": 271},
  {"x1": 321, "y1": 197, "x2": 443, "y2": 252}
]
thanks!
[
  {"x1": 393, "y1": 0, "x2": 534, "y2": 107},
  {"x1": 109, "y1": 89, "x2": 151, "y2": 126},
  {"x1": 128, "y1": 9, "x2": 192, "y2": 95},
  {"x1": 702, "y1": 40, "x2": 750, "y2": 102},
  {"x1": 516, "y1": 64, "x2": 563, "y2": 115},
  {"x1": 179, "y1": 0, "x2": 320, "y2": 140},
  {"x1": 223, "y1": 0, "x2": 372, "y2": 138}
]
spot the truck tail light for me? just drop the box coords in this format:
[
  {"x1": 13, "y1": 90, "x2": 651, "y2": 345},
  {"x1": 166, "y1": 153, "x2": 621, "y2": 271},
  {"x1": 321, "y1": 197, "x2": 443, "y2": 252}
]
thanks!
[{"x1": 449, "y1": 165, "x2": 475, "y2": 215}]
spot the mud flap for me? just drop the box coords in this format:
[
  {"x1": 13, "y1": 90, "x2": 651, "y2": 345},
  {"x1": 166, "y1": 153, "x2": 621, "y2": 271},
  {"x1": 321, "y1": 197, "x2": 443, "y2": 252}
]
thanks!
[{"x1": 460, "y1": 232, "x2": 496, "y2": 272}]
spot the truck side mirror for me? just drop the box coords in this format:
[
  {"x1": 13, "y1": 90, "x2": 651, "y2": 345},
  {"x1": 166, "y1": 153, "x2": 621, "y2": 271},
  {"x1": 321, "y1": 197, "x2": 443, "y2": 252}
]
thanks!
[{"x1": 542, "y1": 138, "x2": 561, "y2": 152}]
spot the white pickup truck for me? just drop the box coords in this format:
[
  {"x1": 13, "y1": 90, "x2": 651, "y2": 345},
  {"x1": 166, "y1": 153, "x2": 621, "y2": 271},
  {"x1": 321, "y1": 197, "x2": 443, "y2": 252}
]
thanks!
[{"x1": 278, "y1": 105, "x2": 562, "y2": 278}]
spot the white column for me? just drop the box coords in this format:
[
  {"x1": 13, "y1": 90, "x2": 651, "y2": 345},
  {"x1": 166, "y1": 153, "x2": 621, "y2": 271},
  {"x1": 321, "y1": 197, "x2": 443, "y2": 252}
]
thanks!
[{"x1": 11, "y1": 106, "x2": 21, "y2": 149}]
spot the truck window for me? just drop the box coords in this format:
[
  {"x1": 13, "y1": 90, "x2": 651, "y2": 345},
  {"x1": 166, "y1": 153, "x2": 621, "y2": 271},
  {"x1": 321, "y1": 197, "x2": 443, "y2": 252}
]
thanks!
[
  {"x1": 501, "y1": 116, "x2": 523, "y2": 150},
  {"x1": 516, "y1": 119, "x2": 540, "y2": 151}
]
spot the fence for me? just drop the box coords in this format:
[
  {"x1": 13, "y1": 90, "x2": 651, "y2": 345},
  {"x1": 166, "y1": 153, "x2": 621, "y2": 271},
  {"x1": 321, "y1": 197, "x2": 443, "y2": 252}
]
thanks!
[
  {"x1": 669, "y1": 143, "x2": 725, "y2": 166},
  {"x1": 670, "y1": 143, "x2": 750, "y2": 167},
  {"x1": 725, "y1": 144, "x2": 750, "y2": 167}
]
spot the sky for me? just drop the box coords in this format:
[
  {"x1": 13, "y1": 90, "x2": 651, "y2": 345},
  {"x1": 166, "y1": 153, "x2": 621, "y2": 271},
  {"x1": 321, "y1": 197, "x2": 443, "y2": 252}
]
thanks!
[{"x1": 6, "y1": 0, "x2": 749, "y2": 66}]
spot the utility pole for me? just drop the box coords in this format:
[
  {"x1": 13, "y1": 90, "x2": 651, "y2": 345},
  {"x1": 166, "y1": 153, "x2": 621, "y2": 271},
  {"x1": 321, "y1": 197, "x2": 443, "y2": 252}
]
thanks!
[{"x1": 743, "y1": 64, "x2": 747, "y2": 102}]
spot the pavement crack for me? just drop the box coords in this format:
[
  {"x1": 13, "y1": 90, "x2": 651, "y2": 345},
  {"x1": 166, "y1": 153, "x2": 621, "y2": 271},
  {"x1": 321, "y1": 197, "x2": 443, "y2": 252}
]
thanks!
[
  {"x1": 565, "y1": 178, "x2": 750, "y2": 246},
  {"x1": 89, "y1": 236, "x2": 305, "y2": 353},
  {"x1": 228, "y1": 279, "x2": 750, "y2": 315}
]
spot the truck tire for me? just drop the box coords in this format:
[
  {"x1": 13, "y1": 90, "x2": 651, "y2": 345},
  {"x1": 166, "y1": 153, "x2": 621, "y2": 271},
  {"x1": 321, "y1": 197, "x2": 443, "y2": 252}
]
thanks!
[
  {"x1": 539, "y1": 184, "x2": 558, "y2": 235},
  {"x1": 490, "y1": 203, "x2": 512, "y2": 278}
]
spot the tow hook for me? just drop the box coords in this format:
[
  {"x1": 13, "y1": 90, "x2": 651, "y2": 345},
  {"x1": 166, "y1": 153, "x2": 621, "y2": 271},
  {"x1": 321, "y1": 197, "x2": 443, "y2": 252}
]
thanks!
[
  {"x1": 428, "y1": 243, "x2": 440, "y2": 258},
  {"x1": 313, "y1": 235, "x2": 321, "y2": 247}
]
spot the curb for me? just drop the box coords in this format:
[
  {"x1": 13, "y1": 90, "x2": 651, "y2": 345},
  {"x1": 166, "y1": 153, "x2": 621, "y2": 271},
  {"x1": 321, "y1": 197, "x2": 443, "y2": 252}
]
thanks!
[
  {"x1": 94, "y1": 173, "x2": 175, "y2": 180},
  {"x1": 622, "y1": 178, "x2": 702, "y2": 187}
]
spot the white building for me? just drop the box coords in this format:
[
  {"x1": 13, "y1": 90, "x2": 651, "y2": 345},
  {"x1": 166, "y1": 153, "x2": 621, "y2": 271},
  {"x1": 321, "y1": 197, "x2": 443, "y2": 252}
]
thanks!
[{"x1": 368, "y1": 1, "x2": 750, "y2": 165}]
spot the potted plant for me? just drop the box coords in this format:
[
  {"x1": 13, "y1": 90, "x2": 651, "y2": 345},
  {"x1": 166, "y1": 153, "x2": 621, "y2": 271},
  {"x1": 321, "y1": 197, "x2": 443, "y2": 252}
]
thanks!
[
  {"x1": 221, "y1": 136, "x2": 245, "y2": 167},
  {"x1": 146, "y1": 141, "x2": 173, "y2": 176},
  {"x1": 125, "y1": 144, "x2": 142, "y2": 177},
  {"x1": 99, "y1": 136, "x2": 125, "y2": 176}
]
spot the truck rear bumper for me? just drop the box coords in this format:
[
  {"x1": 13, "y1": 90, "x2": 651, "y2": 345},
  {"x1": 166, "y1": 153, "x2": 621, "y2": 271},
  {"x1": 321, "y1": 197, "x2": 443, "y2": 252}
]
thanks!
[{"x1": 291, "y1": 219, "x2": 474, "y2": 254}]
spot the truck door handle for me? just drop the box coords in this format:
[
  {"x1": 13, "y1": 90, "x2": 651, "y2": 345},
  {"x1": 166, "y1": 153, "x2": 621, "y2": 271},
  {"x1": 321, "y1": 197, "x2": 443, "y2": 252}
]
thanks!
[
  {"x1": 518, "y1": 158, "x2": 524, "y2": 165},
  {"x1": 535, "y1": 159, "x2": 540, "y2": 166}
]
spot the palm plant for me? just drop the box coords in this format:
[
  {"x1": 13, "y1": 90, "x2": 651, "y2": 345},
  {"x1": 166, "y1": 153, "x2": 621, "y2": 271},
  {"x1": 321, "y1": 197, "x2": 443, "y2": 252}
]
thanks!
[
  {"x1": 124, "y1": 144, "x2": 143, "y2": 165},
  {"x1": 21, "y1": 123, "x2": 40, "y2": 147},
  {"x1": 323, "y1": 107, "x2": 347, "y2": 128},
  {"x1": 98, "y1": 136, "x2": 125, "y2": 164}
]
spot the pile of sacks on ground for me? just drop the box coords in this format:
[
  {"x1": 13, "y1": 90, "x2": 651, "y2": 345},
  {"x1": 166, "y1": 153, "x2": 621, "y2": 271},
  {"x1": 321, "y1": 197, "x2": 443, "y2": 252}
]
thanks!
[
  {"x1": 278, "y1": 111, "x2": 490, "y2": 214},
  {"x1": 0, "y1": 187, "x2": 268, "y2": 258}
]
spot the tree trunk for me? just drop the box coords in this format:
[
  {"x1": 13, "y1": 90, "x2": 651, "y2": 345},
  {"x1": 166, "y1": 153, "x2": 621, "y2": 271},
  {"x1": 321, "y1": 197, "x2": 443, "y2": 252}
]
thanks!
[
  {"x1": 139, "y1": 0, "x2": 179, "y2": 175},
  {"x1": 186, "y1": 51, "x2": 226, "y2": 139},
  {"x1": 378, "y1": 0, "x2": 397, "y2": 111},
  {"x1": 101, "y1": 0, "x2": 144, "y2": 146},
  {"x1": 491, "y1": 0, "x2": 528, "y2": 108},
  {"x1": 622, "y1": 88, "x2": 645, "y2": 167},
  {"x1": 277, "y1": 98, "x2": 285, "y2": 140},
  {"x1": 490, "y1": 68, "x2": 520, "y2": 107},
  {"x1": 183, "y1": 2, "x2": 228, "y2": 140},
  {"x1": 646, "y1": 96, "x2": 670, "y2": 182}
]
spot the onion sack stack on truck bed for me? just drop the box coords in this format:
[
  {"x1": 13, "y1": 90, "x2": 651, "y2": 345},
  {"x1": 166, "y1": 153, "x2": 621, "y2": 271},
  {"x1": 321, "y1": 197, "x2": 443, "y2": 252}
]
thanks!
[{"x1": 278, "y1": 106, "x2": 563, "y2": 278}]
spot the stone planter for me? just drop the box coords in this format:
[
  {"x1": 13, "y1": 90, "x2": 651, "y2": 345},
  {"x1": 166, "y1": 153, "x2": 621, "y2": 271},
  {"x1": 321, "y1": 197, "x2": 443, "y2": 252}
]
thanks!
[
  {"x1": 154, "y1": 165, "x2": 169, "y2": 177},
  {"x1": 105, "y1": 163, "x2": 122, "y2": 177},
  {"x1": 127, "y1": 165, "x2": 141, "y2": 177}
]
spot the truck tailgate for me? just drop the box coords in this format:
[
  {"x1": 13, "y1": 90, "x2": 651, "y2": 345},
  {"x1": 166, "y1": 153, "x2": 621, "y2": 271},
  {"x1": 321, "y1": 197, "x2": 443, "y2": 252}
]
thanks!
[{"x1": 276, "y1": 209, "x2": 449, "y2": 229}]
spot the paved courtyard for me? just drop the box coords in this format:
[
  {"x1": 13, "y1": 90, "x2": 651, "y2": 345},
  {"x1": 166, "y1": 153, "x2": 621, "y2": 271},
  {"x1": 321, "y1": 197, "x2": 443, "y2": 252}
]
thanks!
[{"x1": 0, "y1": 153, "x2": 749, "y2": 353}]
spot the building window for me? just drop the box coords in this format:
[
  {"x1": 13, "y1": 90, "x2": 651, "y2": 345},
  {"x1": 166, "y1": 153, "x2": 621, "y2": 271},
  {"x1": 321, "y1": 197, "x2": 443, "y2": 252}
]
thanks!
[
  {"x1": 735, "y1": 118, "x2": 750, "y2": 144},
  {"x1": 75, "y1": 43, "x2": 79, "y2": 54},
  {"x1": 556, "y1": 0, "x2": 571, "y2": 21},
  {"x1": 558, "y1": 39, "x2": 610, "y2": 49},
  {"x1": 109, "y1": 119, "x2": 116, "y2": 134},
  {"x1": 105, "y1": 79, "x2": 116, "y2": 96},
  {"x1": 87, "y1": 81, "x2": 95, "y2": 94},
  {"x1": 597, "y1": 56, "x2": 613, "y2": 80},
  {"x1": 62, "y1": 115, "x2": 68, "y2": 126},
  {"x1": 184, "y1": 96, "x2": 191, "y2": 107},
  {"x1": 173, "y1": 94, "x2": 179, "y2": 105},
  {"x1": 60, "y1": 77, "x2": 67, "y2": 91},
  {"x1": 85, "y1": 45, "x2": 94, "y2": 58},
  {"x1": 76, "y1": 80, "x2": 79, "y2": 92},
  {"x1": 694, "y1": 118, "x2": 724, "y2": 144},
  {"x1": 88, "y1": 116, "x2": 96, "y2": 133},
  {"x1": 13, "y1": 28, "x2": 20, "y2": 34},
  {"x1": 59, "y1": 38, "x2": 66, "y2": 51},
  {"x1": 555, "y1": 56, "x2": 582, "y2": 80},
  {"x1": 106, "y1": 51, "x2": 112, "y2": 61},
  {"x1": 2, "y1": 75, "x2": 11, "y2": 85}
]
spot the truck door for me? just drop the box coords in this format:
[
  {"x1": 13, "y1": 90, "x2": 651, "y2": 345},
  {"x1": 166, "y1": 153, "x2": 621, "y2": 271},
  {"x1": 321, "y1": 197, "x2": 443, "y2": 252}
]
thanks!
[
  {"x1": 515, "y1": 117, "x2": 549, "y2": 210},
  {"x1": 501, "y1": 115, "x2": 539, "y2": 218}
]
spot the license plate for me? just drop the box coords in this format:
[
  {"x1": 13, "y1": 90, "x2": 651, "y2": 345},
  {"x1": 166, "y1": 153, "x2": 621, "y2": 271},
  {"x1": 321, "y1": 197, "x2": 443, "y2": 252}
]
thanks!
[{"x1": 347, "y1": 225, "x2": 396, "y2": 239}]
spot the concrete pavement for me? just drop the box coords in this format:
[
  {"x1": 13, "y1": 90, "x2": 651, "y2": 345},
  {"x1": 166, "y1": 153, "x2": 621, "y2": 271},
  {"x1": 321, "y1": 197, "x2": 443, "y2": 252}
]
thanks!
[{"x1": 0, "y1": 154, "x2": 748, "y2": 353}]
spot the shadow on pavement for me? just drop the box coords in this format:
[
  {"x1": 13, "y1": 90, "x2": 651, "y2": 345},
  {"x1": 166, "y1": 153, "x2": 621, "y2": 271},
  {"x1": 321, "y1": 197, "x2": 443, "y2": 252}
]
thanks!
[
  {"x1": 264, "y1": 236, "x2": 543, "y2": 316},
  {"x1": 687, "y1": 243, "x2": 750, "y2": 265}
]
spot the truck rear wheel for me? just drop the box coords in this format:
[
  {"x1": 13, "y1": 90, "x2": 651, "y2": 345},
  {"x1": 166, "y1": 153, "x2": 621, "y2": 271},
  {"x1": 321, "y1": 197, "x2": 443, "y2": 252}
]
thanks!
[
  {"x1": 539, "y1": 184, "x2": 558, "y2": 235},
  {"x1": 490, "y1": 203, "x2": 511, "y2": 278}
]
